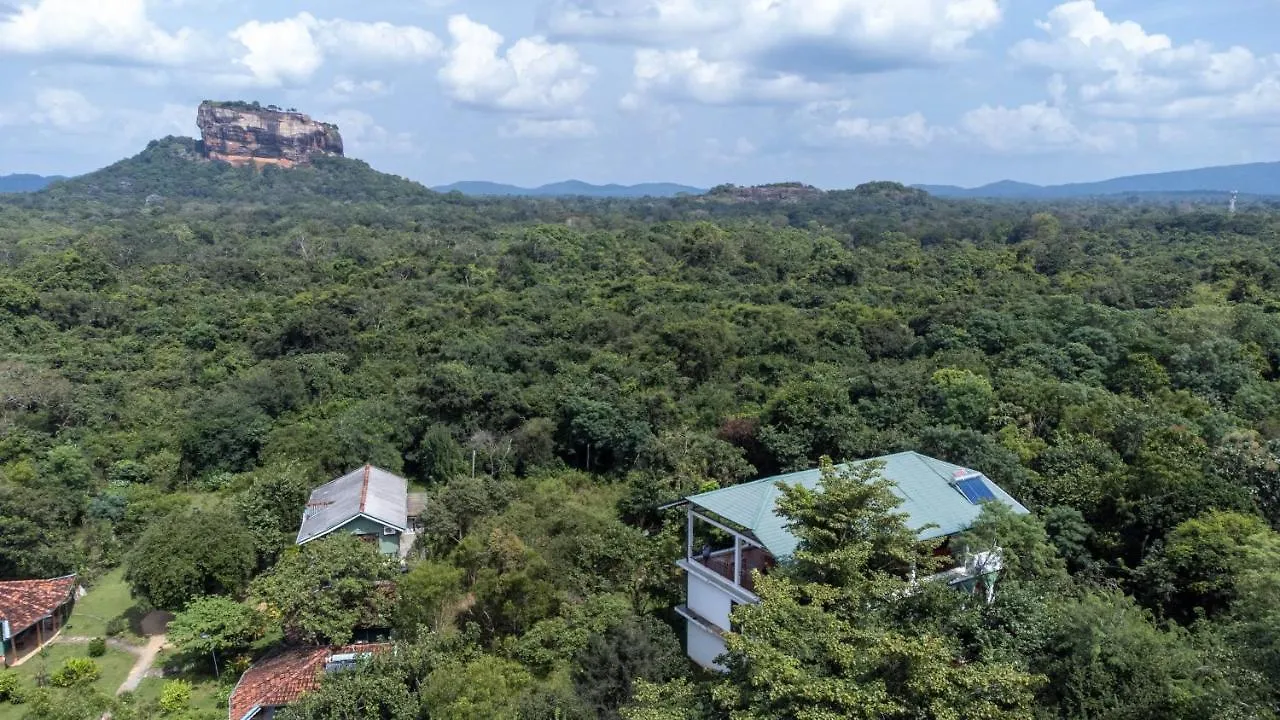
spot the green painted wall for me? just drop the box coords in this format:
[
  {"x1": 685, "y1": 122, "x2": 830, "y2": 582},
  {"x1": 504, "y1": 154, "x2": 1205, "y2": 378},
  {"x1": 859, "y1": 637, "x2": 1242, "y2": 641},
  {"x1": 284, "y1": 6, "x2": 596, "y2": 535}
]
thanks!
[{"x1": 333, "y1": 516, "x2": 401, "y2": 556}]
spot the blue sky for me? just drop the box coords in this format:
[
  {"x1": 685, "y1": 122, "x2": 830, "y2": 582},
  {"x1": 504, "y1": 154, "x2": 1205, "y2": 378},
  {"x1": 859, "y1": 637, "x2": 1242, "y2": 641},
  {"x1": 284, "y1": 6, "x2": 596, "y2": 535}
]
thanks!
[{"x1": 0, "y1": 0, "x2": 1277, "y2": 188}]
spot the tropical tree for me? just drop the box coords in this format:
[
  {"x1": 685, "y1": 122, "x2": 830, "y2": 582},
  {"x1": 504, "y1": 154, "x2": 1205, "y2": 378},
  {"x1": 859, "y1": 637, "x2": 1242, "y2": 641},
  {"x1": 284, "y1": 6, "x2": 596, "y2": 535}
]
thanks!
[
  {"x1": 775, "y1": 457, "x2": 941, "y2": 588},
  {"x1": 167, "y1": 596, "x2": 264, "y2": 668},
  {"x1": 250, "y1": 535, "x2": 396, "y2": 645},
  {"x1": 235, "y1": 460, "x2": 314, "y2": 566},
  {"x1": 714, "y1": 577, "x2": 1041, "y2": 719},
  {"x1": 124, "y1": 510, "x2": 256, "y2": 610},
  {"x1": 1135, "y1": 511, "x2": 1280, "y2": 622}
]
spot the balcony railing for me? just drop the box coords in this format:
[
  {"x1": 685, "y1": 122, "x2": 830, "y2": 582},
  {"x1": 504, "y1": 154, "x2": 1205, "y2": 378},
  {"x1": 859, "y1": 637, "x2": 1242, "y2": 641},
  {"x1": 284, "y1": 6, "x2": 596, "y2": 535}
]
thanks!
[{"x1": 690, "y1": 545, "x2": 774, "y2": 593}]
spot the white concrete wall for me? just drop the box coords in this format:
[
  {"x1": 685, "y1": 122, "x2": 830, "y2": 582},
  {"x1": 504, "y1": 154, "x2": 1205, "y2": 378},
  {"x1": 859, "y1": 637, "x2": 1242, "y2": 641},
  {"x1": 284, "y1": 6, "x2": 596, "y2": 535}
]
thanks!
[
  {"x1": 688, "y1": 572, "x2": 732, "y2": 631},
  {"x1": 687, "y1": 621, "x2": 728, "y2": 671}
]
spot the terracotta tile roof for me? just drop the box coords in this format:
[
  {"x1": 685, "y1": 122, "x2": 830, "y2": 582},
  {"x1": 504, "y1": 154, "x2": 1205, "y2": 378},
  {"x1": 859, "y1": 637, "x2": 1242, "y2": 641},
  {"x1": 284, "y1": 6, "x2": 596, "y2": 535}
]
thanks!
[
  {"x1": 0, "y1": 575, "x2": 77, "y2": 634},
  {"x1": 228, "y1": 644, "x2": 390, "y2": 720}
]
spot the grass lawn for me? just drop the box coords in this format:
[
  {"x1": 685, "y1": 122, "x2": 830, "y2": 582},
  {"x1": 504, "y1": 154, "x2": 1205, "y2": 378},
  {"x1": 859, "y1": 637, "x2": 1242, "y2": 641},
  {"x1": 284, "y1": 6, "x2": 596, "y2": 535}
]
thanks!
[
  {"x1": 134, "y1": 674, "x2": 227, "y2": 716},
  {"x1": 0, "y1": 645, "x2": 135, "y2": 720},
  {"x1": 134, "y1": 648, "x2": 230, "y2": 716},
  {"x1": 61, "y1": 568, "x2": 144, "y2": 643}
]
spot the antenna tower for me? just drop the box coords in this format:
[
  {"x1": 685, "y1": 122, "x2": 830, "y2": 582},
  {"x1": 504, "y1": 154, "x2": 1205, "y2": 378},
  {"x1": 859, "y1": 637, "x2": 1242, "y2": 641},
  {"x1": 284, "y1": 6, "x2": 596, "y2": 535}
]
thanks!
[{"x1": 1229, "y1": 191, "x2": 1238, "y2": 215}]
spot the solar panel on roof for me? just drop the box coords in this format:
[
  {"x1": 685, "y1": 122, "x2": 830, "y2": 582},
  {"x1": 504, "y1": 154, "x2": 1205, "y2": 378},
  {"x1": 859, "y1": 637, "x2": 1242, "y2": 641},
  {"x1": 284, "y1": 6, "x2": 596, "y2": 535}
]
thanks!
[{"x1": 955, "y1": 476, "x2": 998, "y2": 505}]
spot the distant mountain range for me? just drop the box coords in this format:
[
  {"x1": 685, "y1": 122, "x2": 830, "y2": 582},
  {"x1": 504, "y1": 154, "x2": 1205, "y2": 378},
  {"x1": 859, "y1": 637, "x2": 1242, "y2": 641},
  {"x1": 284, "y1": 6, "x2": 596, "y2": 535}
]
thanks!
[
  {"x1": 10, "y1": 157, "x2": 1279, "y2": 201},
  {"x1": 0, "y1": 174, "x2": 62, "y2": 193},
  {"x1": 918, "y1": 162, "x2": 1280, "y2": 199},
  {"x1": 432, "y1": 180, "x2": 706, "y2": 198}
]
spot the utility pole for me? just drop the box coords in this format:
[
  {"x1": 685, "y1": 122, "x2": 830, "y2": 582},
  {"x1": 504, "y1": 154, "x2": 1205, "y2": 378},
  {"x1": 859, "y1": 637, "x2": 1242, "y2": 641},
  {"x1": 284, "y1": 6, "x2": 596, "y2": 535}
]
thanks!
[{"x1": 201, "y1": 634, "x2": 220, "y2": 677}]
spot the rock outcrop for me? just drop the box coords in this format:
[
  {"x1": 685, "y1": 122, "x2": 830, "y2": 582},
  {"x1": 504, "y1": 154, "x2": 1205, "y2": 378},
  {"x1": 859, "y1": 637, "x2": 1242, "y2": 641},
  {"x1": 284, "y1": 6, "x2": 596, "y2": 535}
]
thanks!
[
  {"x1": 706, "y1": 182, "x2": 824, "y2": 203},
  {"x1": 196, "y1": 101, "x2": 343, "y2": 168}
]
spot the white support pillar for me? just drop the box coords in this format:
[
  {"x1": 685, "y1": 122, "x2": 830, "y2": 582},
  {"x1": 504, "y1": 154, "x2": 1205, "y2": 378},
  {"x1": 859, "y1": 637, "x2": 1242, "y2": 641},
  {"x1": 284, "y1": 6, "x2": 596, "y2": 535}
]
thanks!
[
  {"x1": 733, "y1": 536, "x2": 742, "y2": 586},
  {"x1": 686, "y1": 507, "x2": 694, "y2": 560}
]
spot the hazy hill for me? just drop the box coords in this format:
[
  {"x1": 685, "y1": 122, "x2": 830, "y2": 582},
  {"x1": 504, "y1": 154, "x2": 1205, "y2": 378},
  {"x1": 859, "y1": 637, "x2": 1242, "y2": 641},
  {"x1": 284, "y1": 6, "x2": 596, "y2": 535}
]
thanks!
[
  {"x1": 434, "y1": 179, "x2": 705, "y2": 198},
  {"x1": 919, "y1": 162, "x2": 1280, "y2": 198},
  {"x1": 0, "y1": 174, "x2": 63, "y2": 193}
]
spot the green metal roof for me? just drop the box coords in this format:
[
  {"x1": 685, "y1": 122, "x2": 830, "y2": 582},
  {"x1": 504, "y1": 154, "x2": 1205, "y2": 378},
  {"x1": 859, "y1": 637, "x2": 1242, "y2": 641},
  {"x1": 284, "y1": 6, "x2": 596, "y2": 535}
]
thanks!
[{"x1": 685, "y1": 451, "x2": 1030, "y2": 560}]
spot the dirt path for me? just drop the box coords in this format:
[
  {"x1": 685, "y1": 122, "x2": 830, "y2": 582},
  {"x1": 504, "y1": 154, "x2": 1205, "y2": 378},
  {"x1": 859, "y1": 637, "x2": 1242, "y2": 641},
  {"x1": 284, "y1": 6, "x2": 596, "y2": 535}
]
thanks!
[
  {"x1": 50, "y1": 635, "x2": 141, "y2": 653},
  {"x1": 117, "y1": 634, "x2": 166, "y2": 694}
]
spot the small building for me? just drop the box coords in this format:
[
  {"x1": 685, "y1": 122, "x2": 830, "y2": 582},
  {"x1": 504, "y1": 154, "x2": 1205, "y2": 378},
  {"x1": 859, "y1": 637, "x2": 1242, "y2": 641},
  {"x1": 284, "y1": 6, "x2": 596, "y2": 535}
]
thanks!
[
  {"x1": 228, "y1": 644, "x2": 388, "y2": 720},
  {"x1": 0, "y1": 574, "x2": 78, "y2": 667},
  {"x1": 672, "y1": 451, "x2": 1030, "y2": 670},
  {"x1": 296, "y1": 465, "x2": 408, "y2": 557}
]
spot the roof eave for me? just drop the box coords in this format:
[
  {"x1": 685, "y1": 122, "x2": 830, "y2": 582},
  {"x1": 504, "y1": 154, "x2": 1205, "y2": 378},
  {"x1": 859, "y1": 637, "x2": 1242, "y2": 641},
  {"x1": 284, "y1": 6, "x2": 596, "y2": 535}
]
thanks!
[{"x1": 296, "y1": 512, "x2": 406, "y2": 546}]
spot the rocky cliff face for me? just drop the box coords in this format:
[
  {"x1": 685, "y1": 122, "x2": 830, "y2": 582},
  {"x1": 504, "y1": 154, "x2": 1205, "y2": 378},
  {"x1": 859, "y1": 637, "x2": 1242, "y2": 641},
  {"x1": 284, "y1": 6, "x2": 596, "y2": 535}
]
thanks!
[
  {"x1": 196, "y1": 102, "x2": 343, "y2": 168},
  {"x1": 707, "y1": 182, "x2": 824, "y2": 203}
]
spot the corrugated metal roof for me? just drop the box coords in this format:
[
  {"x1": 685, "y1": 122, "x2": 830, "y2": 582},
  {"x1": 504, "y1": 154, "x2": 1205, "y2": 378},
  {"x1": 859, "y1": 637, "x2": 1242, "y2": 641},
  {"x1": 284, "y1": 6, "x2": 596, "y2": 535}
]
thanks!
[
  {"x1": 686, "y1": 451, "x2": 1029, "y2": 560},
  {"x1": 295, "y1": 465, "x2": 408, "y2": 545}
]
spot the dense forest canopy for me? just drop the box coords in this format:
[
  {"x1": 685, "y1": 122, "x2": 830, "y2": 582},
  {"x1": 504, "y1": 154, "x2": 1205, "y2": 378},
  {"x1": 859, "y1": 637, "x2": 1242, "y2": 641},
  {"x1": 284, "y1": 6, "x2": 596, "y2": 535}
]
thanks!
[{"x1": 3, "y1": 149, "x2": 1280, "y2": 718}]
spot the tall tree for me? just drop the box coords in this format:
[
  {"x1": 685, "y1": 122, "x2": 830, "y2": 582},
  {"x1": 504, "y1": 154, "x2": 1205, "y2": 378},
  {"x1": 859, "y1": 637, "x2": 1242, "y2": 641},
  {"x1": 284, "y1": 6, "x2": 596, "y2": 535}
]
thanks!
[
  {"x1": 1135, "y1": 511, "x2": 1280, "y2": 623},
  {"x1": 250, "y1": 535, "x2": 396, "y2": 645},
  {"x1": 715, "y1": 577, "x2": 1041, "y2": 720},
  {"x1": 714, "y1": 456, "x2": 1041, "y2": 719},
  {"x1": 775, "y1": 457, "x2": 942, "y2": 588},
  {"x1": 235, "y1": 460, "x2": 314, "y2": 566},
  {"x1": 124, "y1": 510, "x2": 256, "y2": 610},
  {"x1": 167, "y1": 595, "x2": 265, "y2": 663}
]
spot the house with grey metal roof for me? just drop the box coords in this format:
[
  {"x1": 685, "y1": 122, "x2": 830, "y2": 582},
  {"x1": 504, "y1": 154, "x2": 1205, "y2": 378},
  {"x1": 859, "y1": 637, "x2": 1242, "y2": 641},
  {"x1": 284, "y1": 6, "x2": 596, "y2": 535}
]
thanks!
[
  {"x1": 296, "y1": 465, "x2": 409, "y2": 557},
  {"x1": 672, "y1": 451, "x2": 1029, "y2": 670}
]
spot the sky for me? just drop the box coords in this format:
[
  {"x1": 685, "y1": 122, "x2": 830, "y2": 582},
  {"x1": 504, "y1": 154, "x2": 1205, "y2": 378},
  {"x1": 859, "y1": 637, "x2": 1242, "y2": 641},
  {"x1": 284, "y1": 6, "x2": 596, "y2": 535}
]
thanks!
[{"x1": 0, "y1": 0, "x2": 1277, "y2": 189}]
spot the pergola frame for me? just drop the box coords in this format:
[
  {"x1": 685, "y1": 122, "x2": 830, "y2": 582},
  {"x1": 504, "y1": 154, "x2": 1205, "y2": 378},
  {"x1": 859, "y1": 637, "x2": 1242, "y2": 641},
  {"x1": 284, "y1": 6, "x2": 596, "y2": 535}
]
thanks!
[{"x1": 686, "y1": 507, "x2": 768, "y2": 586}]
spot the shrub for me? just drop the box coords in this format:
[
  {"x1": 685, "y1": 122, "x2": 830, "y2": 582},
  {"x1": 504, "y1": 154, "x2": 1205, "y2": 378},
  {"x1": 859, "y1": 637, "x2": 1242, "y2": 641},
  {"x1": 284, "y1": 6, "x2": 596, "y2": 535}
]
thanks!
[
  {"x1": 49, "y1": 657, "x2": 100, "y2": 688},
  {"x1": 158, "y1": 679, "x2": 193, "y2": 714},
  {"x1": 0, "y1": 671, "x2": 22, "y2": 703},
  {"x1": 105, "y1": 616, "x2": 128, "y2": 637},
  {"x1": 87, "y1": 637, "x2": 107, "y2": 657}
]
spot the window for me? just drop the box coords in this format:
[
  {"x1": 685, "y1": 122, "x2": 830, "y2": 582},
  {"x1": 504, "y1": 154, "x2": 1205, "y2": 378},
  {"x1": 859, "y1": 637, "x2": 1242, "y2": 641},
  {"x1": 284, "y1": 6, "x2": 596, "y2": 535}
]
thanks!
[{"x1": 382, "y1": 526, "x2": 397, "y2": 536}]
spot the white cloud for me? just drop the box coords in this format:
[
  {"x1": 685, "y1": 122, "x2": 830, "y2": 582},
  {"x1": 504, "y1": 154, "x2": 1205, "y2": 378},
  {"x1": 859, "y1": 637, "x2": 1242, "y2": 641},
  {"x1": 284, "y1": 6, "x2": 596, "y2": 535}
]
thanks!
[
  {"x1": 961, "y1": 102, "x2": 1133, "y2": 153},
  {"x1": 0, "y1": 0, "x2": 199, "y2": 65},
  {"x1": 320, "y1": 18, "x2": 442, "y2": 65},
  {"x1": 330, "y1": 109, "x2": 417, "y2": 155},
  {"x1": 701, "y1": 136, "x2": 757, "y2": 164},
  {"x1": 551, "y1": 0, "x2": 1002, "y2": 107},
  {"x1": 559, "y1": 0, "x2": 1002, "y2": 108},
  {"x1": 548, "y1": 0, "x2": 734, "y2": 44},
  {"x1": 230, "y1": 16, "x2": 325, "y2": 86},
  {"x1": 439, "y1": 14, "x2": 595, "y2": 115},
  {"x1": 1012, "y1": 1, "x2": 1280, "y2": 121},
  {"x1": 501, "y1": 118, "x2": 598, "y2": 139},
  {"x1": 0, "y1": 90, "x2": 189, "y2": 144},
  {"x1": 828, "y1": 113, "x2": 936, "y2": 147},
  {"x1": 800, "y1": 101, "x2": 937, "y2": 147},
  {"x1": 229, "y1": 13, "x2": 441, "y2": 87},
  {"x1": 632, "y1": 48, "x2": 828, "y2": 105},
  {"x1": 328, "y1": 78, "x2": 390, "y2": 100},
  {"x1": 550, "y1": 0, "x2": 1000, "y2": 61},
  {"x1": 618, "y1": 92, "x2": 684, "y2": 131},
  {"x1": 0, "y1": 88, "x2": 102, "y2": 132},
  {"x1": 29, "y1": 88, "x2": 102, "y2": 131}
]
